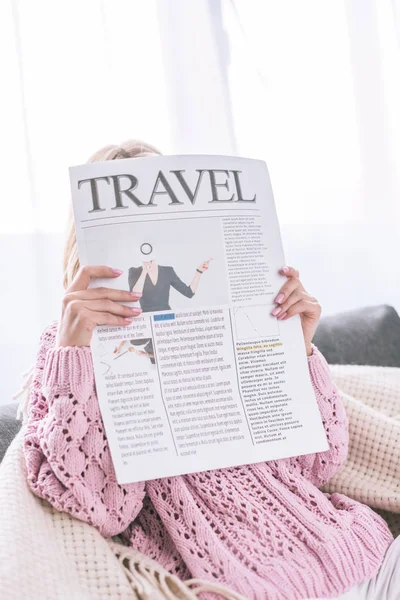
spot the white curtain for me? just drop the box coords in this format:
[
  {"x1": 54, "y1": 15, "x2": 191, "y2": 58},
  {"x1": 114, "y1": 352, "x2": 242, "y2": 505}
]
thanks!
[
  {"x1": 1, "y1": 0, "x2": 400, "y2": 404},
  {"x1": 160, "y1": 0, "x2": 400, "y2": 313},
  {"x1": 0, "y1": 0, "x2": 172, "y2": 404},
  {"x1": 221, "y1": 0, "x2": 400, "y2": 311}
]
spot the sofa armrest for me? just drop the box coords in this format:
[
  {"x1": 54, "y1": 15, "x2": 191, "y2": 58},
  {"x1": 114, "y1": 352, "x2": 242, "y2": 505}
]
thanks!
[{"x1": 313, "y1": 305, "x2": 400, "y2": 367}]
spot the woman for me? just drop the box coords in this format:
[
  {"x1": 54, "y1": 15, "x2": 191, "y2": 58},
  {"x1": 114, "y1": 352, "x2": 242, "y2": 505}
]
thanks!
[
  {"x1": 23, "y1": 141, "x2": 397, "y2": 600},
  {"x1": 128, "y1": 253, "x2": 212, "y2": 312}
]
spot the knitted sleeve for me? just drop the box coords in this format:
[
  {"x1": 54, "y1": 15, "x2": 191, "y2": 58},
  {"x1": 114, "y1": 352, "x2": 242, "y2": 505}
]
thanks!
[
  {"x1": 23, "y1": 324, "x2": 145, "y2": 538},
  {"x1": 282, "y1": 345, "x2": 349, "y2": 488}
]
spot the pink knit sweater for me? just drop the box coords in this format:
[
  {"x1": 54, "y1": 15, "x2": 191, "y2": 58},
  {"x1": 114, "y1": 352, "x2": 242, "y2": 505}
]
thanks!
[{"x1": 23, "y1": 323, "x2": 393, "y2": 599}]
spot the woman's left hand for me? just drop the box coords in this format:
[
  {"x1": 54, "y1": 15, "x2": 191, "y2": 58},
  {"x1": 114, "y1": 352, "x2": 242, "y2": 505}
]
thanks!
[
  {"x1": 197, "y1": 258, "x2": 213, "y2": 273},
  {"x1": 271, "y1": 266, "x2": 321, "y2": 356}
]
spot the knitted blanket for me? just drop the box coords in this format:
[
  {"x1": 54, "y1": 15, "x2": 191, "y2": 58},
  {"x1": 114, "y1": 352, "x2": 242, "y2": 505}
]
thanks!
[
  {"x1": 0, "y1": 364, "x2": 398, "y2": 599},
  {"x1": 323, "y1": 364, "x2": 400, "y2": 537}
]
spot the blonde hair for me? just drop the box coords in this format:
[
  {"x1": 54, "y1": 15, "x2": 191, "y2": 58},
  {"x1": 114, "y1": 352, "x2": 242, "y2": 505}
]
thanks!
[{"x1": 63, "y1": 139, "x2": 162, "y2": 289}]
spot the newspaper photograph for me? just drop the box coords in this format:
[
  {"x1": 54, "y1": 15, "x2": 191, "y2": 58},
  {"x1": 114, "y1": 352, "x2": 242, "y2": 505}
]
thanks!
[{"x1": 69, "y1": 155, "x2": 328, "y2": 484}]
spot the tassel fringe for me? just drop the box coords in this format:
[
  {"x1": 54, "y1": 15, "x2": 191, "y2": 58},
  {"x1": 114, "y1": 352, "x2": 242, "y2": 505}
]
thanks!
[{"x1": 110, "y1": 542, "x2": 247, "y2": 600}]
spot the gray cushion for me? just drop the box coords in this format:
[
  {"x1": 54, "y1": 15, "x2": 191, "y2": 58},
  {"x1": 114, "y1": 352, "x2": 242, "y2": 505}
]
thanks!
[
  {"x1": 0, "y1": 403, "x2": 21, "y2": 463},
  {"x1": 314, "y1": 304, "x2": 400, "y2": 367}
]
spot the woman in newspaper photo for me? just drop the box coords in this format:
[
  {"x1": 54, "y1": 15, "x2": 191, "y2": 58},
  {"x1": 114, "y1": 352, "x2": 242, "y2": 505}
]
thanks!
[
  {"x1": 22, "y1": 141, "x2": 398, "y2": 600},
  {"x1": 128, "y1": 242, "x2": 213, "y2": 312}
]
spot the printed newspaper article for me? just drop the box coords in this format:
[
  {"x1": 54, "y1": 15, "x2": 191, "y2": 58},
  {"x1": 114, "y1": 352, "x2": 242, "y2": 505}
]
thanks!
[{"x1": 69, "y1": 155, "x2": 328, "y2": 483}]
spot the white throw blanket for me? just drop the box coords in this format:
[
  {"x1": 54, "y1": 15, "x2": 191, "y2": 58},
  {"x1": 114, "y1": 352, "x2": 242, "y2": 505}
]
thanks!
[
  {"x1": 0, "y1": 364, "x2": 398, "y2": 599},
  {"x1": 323, "y1": 365, "x2": 400, "y2": 537}
]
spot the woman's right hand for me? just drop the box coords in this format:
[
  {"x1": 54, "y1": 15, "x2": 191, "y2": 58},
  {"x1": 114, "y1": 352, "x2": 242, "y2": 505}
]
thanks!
[{"x1": 56, "y1": 266, "x2": 142, "y2": 347}]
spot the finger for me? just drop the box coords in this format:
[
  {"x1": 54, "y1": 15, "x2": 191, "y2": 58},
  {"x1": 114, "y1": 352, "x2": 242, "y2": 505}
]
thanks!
[
  {"x1": 68, "y1": 305, "x2": 135, "y2": 330},
  {"x1": 68, "y1": 265, "x2": 123, "y2": 293},
  {"x1": 274, "y1": 277, "x2": 302, "y2": 304},
  {"x1": 65, "y1": 298, "x2": 141, "y2": 322},
  {"x1": 84, "y1": 299, "x2": 142, "y2": 317},
  {"x1": 63, "y1": 288, "x2": 141, "y2": 306},
  {"x1": 278, "y1": 299, "x2": 321, "y2": 321},
  {"x1": 279, "y1": 266, "x2": 299, "y2": 278},
  {"x1": 91, "y1": 311, "x2": 137, "y2": 327},
  {"x1": 271, "y1": 289, "x2": 305, "y2": 317}
]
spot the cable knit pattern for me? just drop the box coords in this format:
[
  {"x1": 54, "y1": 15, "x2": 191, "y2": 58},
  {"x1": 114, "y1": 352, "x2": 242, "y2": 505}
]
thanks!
[
  {"x1": 23, "y1": 322, "x2": 394, "y2": 600},
  {"x1": 24, "y1": 325, "x2": 146, "y2": 538}
]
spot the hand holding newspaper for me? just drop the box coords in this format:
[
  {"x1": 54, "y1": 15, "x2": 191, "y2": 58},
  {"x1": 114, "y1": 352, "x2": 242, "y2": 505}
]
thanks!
[{"x1": 69, "y1": 155, "x2": 328, "y2": 484}]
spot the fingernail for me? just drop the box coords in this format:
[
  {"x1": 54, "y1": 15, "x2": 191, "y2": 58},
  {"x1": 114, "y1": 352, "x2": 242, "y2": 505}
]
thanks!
[
  {"x1": 124, "y1": 318, "x2": 133, "y2": 323},
  {"x1": 112, "y1": 268, "x2": 123, "y2": 275},
  {"x1": 271, "y1": 307, "x2": 282, "y2": 316},
  {"x1": 277, "y1": 311, "x2": 287, "y2": 320},
  {"x1": 275, "y1": 293, "x2": 284, "y2": 304},
  {"x1": 131, "y1": 308, "x2": 142, "y2": 315},
  {"x1": 130, "y1": 292, "x2": 142, "y2": 298},
  {"x1": 281, "y1": 267, "x2": 289, "y2": 274}
]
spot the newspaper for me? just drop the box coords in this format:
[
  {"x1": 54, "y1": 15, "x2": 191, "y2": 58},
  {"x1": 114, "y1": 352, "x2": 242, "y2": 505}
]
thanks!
[{"x1": 69, "y1": 155, "x2": 328, "y2": 484}]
